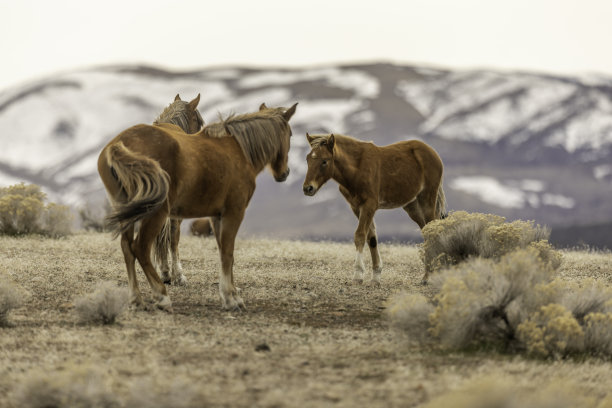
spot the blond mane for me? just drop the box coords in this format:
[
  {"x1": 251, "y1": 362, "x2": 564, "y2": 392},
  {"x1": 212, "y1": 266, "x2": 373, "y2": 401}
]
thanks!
[
  {"x1": 154, "y1": 100, "x2": 203, "y2": 133},
  {"x1": 203, "y1": 110, "x2": 291, "y2": 169}
]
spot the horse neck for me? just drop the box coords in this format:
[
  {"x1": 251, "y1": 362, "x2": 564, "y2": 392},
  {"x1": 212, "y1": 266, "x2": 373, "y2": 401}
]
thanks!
[{"x1": 332, "y1": 138, "x2": 365, "y2": 188}]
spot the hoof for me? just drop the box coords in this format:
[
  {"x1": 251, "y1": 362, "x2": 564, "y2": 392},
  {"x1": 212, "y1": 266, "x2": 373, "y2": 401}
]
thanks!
[
  {"x1": 222, "y1": 295, "x2": 247, "y2": 312},
  {"x1": 420, "y1": 279, "x2": 429, "y2": 286},
  {"x1": 368, "y1": 279, "x2": 381, "y2": 287},
  {"x1": 352, "y1": 278, "x2": 364, "y2": 285},
  {"x1": 174, "y1": 274, "x2": 188, "y2": 286},
  {"x1": 156, "y1": 296, "x2": 174, "y2": 313}
]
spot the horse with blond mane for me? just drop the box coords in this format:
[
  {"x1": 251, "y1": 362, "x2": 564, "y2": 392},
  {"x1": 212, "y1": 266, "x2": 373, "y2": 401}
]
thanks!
[
  {"x1": 98, "y1": 102, "x2": 298, "y2": 311},
  {"x1": 302, "y1": 133, "x2": 446, "y2": 285}
]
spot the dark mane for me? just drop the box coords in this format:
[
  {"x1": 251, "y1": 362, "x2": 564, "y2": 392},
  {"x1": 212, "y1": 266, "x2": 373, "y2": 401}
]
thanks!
[{"x1": 203, "y1": 110, "x2": 291, "y2": 168}]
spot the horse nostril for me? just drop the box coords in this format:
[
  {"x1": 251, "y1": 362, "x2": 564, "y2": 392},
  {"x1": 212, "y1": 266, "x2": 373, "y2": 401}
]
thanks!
[{"x1": 303, "y1": 185, "x2": 314, "y2": 195}]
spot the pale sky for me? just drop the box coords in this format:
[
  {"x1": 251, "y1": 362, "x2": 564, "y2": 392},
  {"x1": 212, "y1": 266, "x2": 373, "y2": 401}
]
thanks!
[{"x1": 2, "y1": 0, "x2": 612, "y2": 91}]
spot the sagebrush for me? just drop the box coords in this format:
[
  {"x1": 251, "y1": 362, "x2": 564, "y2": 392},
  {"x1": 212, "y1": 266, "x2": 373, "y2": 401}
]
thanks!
[
  {"x1": 0, "y1": 183, "x2": 72, "y2": 237},
  {"x1": 74, "y1": 281, "x2": 128, "y2": 325},
  {"x1": 419, "y1": 211, "x2": 559, "y2": 278},
  {"x1": 389, "y1": 246, "x2": 612, "y2": 358}
]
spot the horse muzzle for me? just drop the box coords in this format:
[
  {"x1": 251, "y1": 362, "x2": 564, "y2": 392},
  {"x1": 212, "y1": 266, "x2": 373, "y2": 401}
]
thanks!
[
  {"x1": 274, "y1": 168, "x2": 290, "y2": 182},
  {"x1": 303, "y1": 184, "x2": 317, "y2": 196}
]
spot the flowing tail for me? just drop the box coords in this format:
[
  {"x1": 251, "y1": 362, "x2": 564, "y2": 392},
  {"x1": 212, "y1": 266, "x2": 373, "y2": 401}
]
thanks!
[
  {"x1": 436, "y1": 180, "x2": 448, "y2": 220},
  {"x1": 104, "y1": 142, "x2": 170, "y2": 237}
]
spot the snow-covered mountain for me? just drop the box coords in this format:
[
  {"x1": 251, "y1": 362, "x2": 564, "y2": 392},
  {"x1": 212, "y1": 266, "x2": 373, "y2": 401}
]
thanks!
[{"x1": 0, "y1": 63, "x2": 610, "y2": 247}]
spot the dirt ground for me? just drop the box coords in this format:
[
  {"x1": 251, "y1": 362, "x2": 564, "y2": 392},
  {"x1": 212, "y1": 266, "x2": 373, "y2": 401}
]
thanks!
[{"x1": 1, "y1": 233, "x2": 612, "y2": 407}]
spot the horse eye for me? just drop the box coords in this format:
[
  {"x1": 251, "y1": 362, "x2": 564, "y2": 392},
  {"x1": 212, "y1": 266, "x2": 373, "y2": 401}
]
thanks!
[{"x1": 321, "y1": 160, "x2": 328, "y2": 167}]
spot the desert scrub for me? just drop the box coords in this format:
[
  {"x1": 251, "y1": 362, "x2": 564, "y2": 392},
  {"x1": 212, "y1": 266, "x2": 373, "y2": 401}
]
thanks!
[
  {"x1": 0, "y1": 279, "x2": 28, "y2": 326},
  {"x1": 0, "y1": 183, "x2": 72, "y2": 237},
  {"x1": 388, "y1": 247, "x2": 612, "y2": 358},
  {"x1": 420, "y1": 211, "x2": 559, "y2": 276},
  {"x1": 74, "y1": 281, "x2": 128, "y2": 325},
  {"x1": 11, "y1": 365, "x2": 118, "y2": 408}
]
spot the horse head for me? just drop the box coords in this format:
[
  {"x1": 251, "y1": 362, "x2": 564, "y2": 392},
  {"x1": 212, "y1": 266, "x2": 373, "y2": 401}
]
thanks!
[
  {"x1": 171, "y1": 94, "x2": 204, "y2": 133},
  {"x1": 268, "y1": 102, "x2": 298, "y2": 182},
  {"x1": 303, "y1": 133, "x2": 335, "y2": 196}
]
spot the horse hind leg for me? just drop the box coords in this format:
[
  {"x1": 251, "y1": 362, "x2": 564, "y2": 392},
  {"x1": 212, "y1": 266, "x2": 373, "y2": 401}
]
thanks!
[
  {"x1": 403, "y1": 200, "x2": 426, "y2": 229},
  {"x1": 133, "y1": 211, "x2": 173, "y2": 312},
  {"x1": 120, "y1": 225, "x2": 144, "y2": 308}
]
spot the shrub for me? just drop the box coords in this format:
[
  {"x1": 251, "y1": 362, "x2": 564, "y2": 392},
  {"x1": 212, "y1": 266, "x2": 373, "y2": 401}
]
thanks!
[
  {"x1": 420, "y1": 211, "x2": 558, "y2": 276},
  {"x1": 74, "y1": 281, "x2": 128, "y2": 325},
  {"x1": 388, "y1": 246, "x2": 612, "y2": 358},
  {"x1": 11, "y1": 365, "x2": 118, "y2": 408},
  {"x1": 0, "y1": 279, "x2": 28, "y2": 326},
  {"x1": 0, "y1": 183, "x2": 72, "y2": 237}
]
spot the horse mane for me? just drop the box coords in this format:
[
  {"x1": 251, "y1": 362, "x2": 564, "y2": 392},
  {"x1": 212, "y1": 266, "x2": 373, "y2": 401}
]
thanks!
[
  {"x1": 202, "y1": 110, "x2": 291, "y2": 168},
  {"x1": 153, "y1": 100, "x2": 203, "y2": 133},
  {"x1": 308, "y1": 133, "x2": 353, "y2": 149}
]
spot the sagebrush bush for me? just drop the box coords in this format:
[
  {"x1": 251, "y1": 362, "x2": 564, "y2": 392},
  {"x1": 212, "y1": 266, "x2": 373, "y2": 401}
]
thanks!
[
  {"x1": 0, "y1": 279, "x2": 28, "y2": 326},
  {"x1": 388, "y1": 247, "x2": 612, "y2": 358},
  {"x1": 75, "y1": 281, "x2": 128, "y2": 325},
  {"x1": 0, "y1": 183, "x2": 72, "y2": 237},
  {"x1": 12, "y1": 365, "x2": 118, "y2": 408},
  {"x1": 420, "y1": 211, "x2": 559, "y2": 276}
]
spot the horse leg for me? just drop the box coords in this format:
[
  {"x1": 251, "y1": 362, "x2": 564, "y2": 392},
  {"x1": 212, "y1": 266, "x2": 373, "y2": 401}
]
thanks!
[
  {"x1": 211, "y1": 216, "x2": 222, "y2": 250},
  {"x1": 120, "y1": 225, "x2": 143, "y2": 307},
  {"x1": 217, "y1": 211, "x2": 246, "y2": 311},
  {"x1": 417, "y1": 188, "x2": 439, "y2": 225},
  {"x1": 170, "y1": 219, "x2": 187, "y2": 286},
  {"x1": 367, "y1": 219, "x2": 382, "y2": 286},
  {"x1": 133, "y1": 211, "x2": 173, "y2": 312},
  {"x1": 348, "y1": 204, "x2": 382, "y2": 285},
  {"x1": 403, "y1": 200, "x2": 426, "y2": 229},
  {"x1": 353, "y1": 204, "x2": 376, "y2": 285},
  {"x1": 158, "y1": 219, "x2": 172, "y2": 285}
]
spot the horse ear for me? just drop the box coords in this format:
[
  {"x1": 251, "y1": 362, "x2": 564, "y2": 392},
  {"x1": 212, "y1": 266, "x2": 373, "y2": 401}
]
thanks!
[
  {"x1": 284, "y1": 102, "x2": 298, "y2": 121},
  {"x1": 174, "y1": 94, "x2": 181, "y2": 101},
  {"x1": 327, "y1": 134, "x2": 335, "y2": 151},
  {"x1": 259, "y1": 103, "x2": 268, "y2": 111},
  {"x1": 188, "y1": 94, "x2": 200, "y2": 110},
  {"x1": 306, "y1": 132, "x2": 316, "y2": 146}
]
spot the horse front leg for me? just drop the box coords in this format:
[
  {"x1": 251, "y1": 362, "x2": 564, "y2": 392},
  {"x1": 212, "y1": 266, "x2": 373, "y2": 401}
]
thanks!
[
  {"x1": 217, "y1": 212, "x2": 246, "y2": 311},
  {"x1": 169, "y1": 219, "x2": 187, "y2": 285},
  {"x1": 367, "y1": 219, "x2": 382, "y2": 286},
  {"x1": 353, "y1": 204, "x2": 376, "y2": 284}
]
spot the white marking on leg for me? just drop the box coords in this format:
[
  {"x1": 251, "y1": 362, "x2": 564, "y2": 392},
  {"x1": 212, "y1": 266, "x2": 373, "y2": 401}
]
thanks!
[
  {"x1": 353, "y1": 250, "x2": 365, "y2": 283},
  {"x1": 171, "y1": 256, "x2": 187, "y2": 286}
]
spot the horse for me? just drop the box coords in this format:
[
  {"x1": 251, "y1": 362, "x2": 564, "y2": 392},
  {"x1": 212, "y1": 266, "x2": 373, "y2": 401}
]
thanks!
[
  {"x1": 98, "y1": 102, "x2": 298, "y2": 311},
  {"x1": 302, "y1": 133, "x2": 446, "y2": 285},
  {"x1": 151, "y1": 94, "x2": 204, "y2": 287}
]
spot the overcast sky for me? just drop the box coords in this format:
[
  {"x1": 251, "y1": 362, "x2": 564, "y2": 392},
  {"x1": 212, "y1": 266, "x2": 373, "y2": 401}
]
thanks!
[{"x1": 2, "y1": 0, "x2": 612, "y2": 91}]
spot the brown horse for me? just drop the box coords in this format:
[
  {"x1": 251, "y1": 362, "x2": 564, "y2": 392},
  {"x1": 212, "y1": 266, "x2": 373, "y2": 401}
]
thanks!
[
  {"x1": 152, "y1": 94, "x2": 204, "y2": 286},
  {"x1": 98, "y1": 102, "x2": 298, "y2": 311},
  {"x1": 302, "y1": 133, "x2": 446, "y2": 285}
]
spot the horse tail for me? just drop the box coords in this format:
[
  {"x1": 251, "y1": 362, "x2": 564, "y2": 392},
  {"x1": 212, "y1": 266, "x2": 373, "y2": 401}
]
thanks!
[
  {"x1": 153, "y1": 218, "x2": 172, "y2": 267},
  {"x1": 436, "y1": 179, "x2": 448, "y2": 220},
  {"x1": 104, "y1": 142, "x2": 170, "y2": 237}
]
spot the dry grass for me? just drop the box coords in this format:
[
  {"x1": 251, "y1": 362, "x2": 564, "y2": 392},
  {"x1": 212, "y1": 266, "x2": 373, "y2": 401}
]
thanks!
[{"x1": 0, "y1": 233, "x2": 611, "y2": 407}]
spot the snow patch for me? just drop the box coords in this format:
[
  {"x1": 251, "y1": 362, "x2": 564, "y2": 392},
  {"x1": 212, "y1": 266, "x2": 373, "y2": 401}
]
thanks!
[{"x1": 450, "y1": 176, "x2": 575, "y2": 209}]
